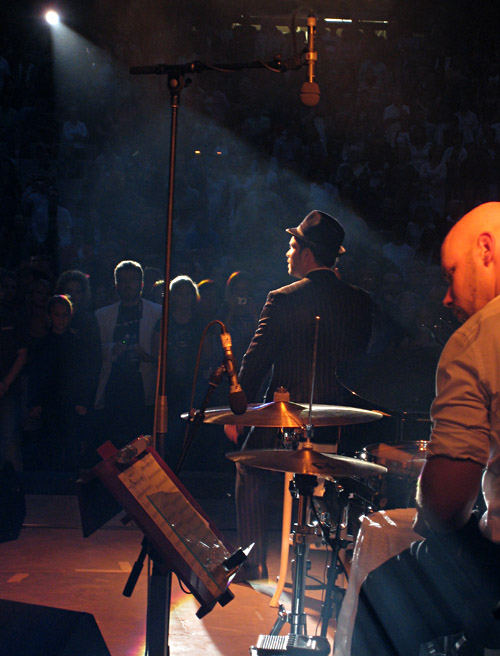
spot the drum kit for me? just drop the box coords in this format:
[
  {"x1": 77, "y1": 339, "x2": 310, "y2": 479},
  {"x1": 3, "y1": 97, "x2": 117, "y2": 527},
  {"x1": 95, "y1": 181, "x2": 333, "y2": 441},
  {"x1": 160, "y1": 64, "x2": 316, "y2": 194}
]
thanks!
[{"x1": 182, "y1": 347, "x2": 438, "y2": 654}]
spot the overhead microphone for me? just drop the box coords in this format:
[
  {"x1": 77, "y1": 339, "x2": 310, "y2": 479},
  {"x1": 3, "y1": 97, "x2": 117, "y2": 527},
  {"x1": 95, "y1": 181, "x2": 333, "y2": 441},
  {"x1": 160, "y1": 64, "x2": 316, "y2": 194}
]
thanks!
[
  {"x1": 220, "y1": 327, "x2": 248, "y2": 415},
  {"x1": 300, "y1": 12, "x2": 320, "y2": 107}
]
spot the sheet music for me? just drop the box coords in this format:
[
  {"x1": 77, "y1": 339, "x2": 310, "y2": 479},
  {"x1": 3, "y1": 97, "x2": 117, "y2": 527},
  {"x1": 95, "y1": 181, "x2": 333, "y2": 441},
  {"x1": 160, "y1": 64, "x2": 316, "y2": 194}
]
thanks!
[{"x1": 118, "y1": 453, "x2": 230, "y2": 596}]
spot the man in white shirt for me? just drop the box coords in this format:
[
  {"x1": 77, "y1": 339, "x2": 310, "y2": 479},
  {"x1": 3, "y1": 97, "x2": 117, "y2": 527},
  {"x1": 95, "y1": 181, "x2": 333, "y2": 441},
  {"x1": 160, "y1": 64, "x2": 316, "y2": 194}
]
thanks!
[
  {"x1": 351, "y1": 202, "x2": 500, "y2": 655},
  {"x1": 95, "y1": 260, "x2": 162, "y2": 448}
]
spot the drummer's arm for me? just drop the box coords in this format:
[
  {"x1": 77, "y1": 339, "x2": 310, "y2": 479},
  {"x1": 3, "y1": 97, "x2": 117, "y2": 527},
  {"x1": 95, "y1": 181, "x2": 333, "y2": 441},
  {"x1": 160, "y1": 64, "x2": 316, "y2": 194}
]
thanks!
[{"x1": 413, "y1": 456, "x2": 483, "y2": 536}]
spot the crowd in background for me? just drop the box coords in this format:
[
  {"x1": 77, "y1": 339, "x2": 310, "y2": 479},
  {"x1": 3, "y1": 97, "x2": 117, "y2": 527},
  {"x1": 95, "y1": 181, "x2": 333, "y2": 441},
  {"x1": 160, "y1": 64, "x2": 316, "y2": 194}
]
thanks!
[{"x1": 1, "y1": 3, "x2": 499, "y2": 474}]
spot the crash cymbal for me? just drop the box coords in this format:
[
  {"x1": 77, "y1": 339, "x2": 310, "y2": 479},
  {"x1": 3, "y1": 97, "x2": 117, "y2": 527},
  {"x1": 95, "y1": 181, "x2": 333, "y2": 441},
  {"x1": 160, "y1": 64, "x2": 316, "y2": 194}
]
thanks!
[
  {"x1": 183, "y1": 401, "x2": 384, "y2": 427},
  {"x1": 226, "y1": 447, "x2": 387, "y2": 479}
]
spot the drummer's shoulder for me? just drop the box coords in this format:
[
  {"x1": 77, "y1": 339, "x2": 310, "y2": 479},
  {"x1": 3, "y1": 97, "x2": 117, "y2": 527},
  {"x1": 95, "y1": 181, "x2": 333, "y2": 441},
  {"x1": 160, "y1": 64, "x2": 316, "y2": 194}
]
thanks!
[{"x1": 446, "y1": 300, "x2": 500, "y2": 352}]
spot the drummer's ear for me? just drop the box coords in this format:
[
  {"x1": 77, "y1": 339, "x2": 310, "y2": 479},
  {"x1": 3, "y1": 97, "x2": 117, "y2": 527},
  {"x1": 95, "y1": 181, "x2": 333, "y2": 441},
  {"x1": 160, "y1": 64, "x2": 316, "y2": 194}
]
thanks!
[{"x1": 478, "y1": 232, "x2": 494, "y2": 266}]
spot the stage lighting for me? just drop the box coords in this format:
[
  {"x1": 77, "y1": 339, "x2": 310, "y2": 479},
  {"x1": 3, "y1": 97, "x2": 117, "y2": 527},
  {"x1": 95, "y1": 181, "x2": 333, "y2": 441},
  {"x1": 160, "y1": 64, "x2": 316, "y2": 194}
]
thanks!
[{"x1": 45, "y1": 10, "x2": 60, "y2": 25}]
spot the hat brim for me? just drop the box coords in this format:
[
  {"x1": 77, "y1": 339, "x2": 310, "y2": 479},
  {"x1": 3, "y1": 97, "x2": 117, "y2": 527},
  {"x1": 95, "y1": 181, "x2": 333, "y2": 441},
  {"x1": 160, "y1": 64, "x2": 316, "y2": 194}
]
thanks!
[{"x1": 286, "y1": 227, "x2": 346, "y2": 256}]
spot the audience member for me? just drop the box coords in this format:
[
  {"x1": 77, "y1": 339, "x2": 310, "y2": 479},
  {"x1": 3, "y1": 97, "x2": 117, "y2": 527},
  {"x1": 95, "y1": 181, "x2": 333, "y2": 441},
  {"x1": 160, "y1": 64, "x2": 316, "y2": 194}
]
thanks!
[
  {"x1": 0, "y1": 273, "x2": 28, "y2": 472},
  {"x1": 28, "y1": 295, "x2": 90, "y2": 471},
  {"x1": 23, "y1": 277, "x2": 52, "y2": 351},
  {"x1": 55, "y1": 269, "x2": 101, "y2": 403},
  {"x1": 197, "y1": 278, "x2": 222, "y2": 324},
  {"x1": 153, "y1": 275, "x2": 204, "y2": 468},
  {"x1": 220, "y1": 271, "x2": 259, "y2": 363},
  {"x1": 95, "y1": 260, "x2": 162, "y2": 450}
]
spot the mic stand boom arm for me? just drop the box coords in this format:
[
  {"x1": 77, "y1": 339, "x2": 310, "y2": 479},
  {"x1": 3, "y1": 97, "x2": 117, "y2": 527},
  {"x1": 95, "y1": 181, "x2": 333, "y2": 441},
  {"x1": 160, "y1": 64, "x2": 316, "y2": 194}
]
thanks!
[{"x1": 130, "y1": 56, "x2": 304, "y2": 77}]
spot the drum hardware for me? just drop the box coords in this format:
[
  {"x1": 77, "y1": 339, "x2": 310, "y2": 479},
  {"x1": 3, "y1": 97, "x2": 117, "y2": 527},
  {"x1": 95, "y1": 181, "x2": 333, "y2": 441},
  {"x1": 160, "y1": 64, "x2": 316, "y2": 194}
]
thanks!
[
  {"x1": 251, "y1": 320, "x2": 331, "y2": 655},
  {"x1": 228, "y1": 442, "x2": 387, "y2": 651},
  {"x1": 394, "y1": 412, "x2": 432, "y2": 443},
  {"x1": 257, "y1": 470, "x2": 366, "y2": 648},
  {"x1": 223, "y1": 384, "x2": 386, "y2": 639},
  {"x1": 357, "y1": 441, "x2": 428, "y2": 510},
  {"x1": 208, "y1": 392, "x2": 384, "y2": 631},
  {"x1": 282, "y1": 480, "x2": 344, "y2": 594},
  {"x1": 283, "y1": 428, "x2": 305, "y2": 450},
  {"x1": 269, "y1": 474, "x2": 323, "y2": 637},
  {"x1": 315, "y1": 481, "x2": 353, "y2": 634},
  {"x1": 263, "y1": 471, "x2": 345, "y2": 650},
  {"x1": 228, "y1": 320, "x2": 385, "y2": 652}
]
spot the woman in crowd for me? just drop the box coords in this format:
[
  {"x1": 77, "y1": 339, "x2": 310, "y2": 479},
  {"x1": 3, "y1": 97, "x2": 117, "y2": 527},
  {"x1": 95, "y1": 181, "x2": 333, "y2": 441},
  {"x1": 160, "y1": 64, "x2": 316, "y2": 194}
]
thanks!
[
  {"x1": 153, "y1": 275, "x2": 204, "y2": 469},
  {"x1": 28, "y1": 295, "x2": 92, "y2": 471},
  {"x1": 55, "y1": 269, "x2": 101, "y2": 399}
]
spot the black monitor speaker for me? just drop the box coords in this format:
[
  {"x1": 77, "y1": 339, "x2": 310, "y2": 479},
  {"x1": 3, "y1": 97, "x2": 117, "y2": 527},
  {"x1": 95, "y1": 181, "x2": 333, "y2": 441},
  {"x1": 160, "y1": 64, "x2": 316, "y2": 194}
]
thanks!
[{"x1": 0, "y1": 599, "x2": 111, "y2": 656}]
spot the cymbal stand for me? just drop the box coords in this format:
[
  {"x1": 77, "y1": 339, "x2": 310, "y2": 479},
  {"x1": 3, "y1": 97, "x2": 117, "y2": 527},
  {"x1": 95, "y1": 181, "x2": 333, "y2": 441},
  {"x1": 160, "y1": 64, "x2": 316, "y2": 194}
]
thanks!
[
  {"x1": 270, "y1": 473, "x2": 320, "y2": 637},
  {"x1": 305, "y1": 316, "x2": 320, "y2": 447},
  {"x1": 269, "y1": 316, "x2": 323, "y2": 634}
]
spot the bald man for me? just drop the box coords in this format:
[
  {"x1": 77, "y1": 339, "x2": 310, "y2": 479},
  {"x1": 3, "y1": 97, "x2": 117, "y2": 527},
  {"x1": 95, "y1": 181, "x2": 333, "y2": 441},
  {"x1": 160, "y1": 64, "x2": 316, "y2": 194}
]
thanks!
[{"x1": 350, "y1": 202, "x2": 500, "y2": 656}]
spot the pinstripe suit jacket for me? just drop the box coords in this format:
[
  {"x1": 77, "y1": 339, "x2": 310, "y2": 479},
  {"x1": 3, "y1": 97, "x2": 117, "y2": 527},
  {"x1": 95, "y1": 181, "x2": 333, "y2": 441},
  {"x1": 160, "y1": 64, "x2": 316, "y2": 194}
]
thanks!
[{"x1": 239, "y1": 269, "x2": 372, "y2": 407}]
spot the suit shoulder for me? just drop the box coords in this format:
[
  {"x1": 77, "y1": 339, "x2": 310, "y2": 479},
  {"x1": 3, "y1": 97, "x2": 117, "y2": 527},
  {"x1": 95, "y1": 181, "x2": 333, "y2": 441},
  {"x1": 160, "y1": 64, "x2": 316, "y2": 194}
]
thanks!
[
  {"x1": 270, "y1": 278, "x2": 309, "y2": 297},
  {"x1": 267, "y1": 275, "x2": 371, "y2": 306}
]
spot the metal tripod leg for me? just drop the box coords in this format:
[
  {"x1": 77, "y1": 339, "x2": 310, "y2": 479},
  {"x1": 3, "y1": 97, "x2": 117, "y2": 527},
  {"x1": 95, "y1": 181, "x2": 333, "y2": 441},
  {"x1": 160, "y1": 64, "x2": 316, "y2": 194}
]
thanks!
[{"x1": 290, "y1": 489, "x2": 311, "y2": 636}]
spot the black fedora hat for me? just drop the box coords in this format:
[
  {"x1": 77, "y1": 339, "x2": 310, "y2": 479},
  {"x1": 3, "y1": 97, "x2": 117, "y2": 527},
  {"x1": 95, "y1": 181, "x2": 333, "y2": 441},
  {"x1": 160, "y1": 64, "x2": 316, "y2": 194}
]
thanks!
[{"x1": 286, "y1": 210, "x2": 346, "y2": 256}]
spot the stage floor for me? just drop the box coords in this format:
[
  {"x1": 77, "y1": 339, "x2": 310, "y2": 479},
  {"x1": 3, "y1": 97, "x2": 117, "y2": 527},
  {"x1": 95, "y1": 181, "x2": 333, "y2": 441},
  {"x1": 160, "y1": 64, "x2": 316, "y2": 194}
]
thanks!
[{"x1": 0, "y1": 492, "x2": 339, "y2": 656}]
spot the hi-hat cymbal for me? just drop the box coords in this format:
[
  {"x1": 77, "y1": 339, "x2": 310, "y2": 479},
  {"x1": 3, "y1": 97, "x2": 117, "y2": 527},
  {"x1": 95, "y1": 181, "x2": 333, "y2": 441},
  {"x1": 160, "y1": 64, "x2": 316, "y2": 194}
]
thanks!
[
  {"x1": 226, "y1": 448, "x2": 387, "y2": 479},
  {"x1": 182, "y1": 401, "x2": 384, "y2": 427}
]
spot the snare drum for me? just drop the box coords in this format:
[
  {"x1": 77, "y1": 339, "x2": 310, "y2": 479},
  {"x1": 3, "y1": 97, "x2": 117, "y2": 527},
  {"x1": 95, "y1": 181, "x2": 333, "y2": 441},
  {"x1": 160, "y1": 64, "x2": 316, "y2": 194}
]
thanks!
[{"x1": 358, "y1": 441, "x2": 428, "y2": 509}]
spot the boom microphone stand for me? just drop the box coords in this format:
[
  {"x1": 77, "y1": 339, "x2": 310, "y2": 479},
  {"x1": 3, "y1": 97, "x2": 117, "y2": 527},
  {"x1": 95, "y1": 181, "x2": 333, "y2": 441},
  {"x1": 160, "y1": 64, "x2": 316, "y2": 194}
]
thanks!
[{"x1": 129, "y1": 43, "x2": 311, "y2": 656}]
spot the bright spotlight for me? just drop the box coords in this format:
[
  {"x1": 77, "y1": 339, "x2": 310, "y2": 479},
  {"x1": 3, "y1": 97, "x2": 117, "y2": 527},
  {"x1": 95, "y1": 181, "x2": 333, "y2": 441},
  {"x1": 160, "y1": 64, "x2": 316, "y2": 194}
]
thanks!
[{"x1": 45, "y1": 10, "x2": 60, "y2": 25}]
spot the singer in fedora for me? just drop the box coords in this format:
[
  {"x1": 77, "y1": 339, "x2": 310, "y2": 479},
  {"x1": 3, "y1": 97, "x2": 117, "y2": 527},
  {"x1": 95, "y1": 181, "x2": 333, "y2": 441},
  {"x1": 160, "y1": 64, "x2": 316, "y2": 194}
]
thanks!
[{"x1": 226, "y1": 209, "x2": 373, "y2": 581}]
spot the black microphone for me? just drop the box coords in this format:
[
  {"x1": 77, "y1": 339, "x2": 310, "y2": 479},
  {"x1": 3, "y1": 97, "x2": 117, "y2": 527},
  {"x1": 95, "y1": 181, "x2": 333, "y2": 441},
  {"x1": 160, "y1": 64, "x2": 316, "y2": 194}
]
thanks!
[
  {"x1": 300, "y1": 13, "x2": 320, "y2": 107},
  {"x1": 220, "y1": 328, "x2": 247, "y2": 415}
]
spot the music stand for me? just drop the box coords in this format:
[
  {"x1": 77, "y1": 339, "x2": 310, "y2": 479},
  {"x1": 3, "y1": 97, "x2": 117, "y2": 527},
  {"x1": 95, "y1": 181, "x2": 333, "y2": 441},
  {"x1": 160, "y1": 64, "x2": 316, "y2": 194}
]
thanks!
[{"x1": 78, "y1": 439, "x2": 248, "y2": 655}]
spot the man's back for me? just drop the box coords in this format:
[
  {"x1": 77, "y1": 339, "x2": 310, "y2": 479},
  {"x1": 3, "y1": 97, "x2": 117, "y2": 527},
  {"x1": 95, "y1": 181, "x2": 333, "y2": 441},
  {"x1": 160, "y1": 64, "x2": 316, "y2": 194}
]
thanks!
[{"x1": 240, "y1": 269, "x2": 372, "y2": 405}]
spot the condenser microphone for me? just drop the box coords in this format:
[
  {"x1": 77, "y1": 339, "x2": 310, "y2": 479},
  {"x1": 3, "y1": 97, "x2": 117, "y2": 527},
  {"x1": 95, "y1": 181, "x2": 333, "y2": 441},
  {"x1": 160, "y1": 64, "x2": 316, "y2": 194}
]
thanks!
[
  {"x1": 300, "y1": 13, "x2": 320, "y2": 107},
  {"x1": 220, "y1": 328, "x2": 247, "y2": 415}
]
